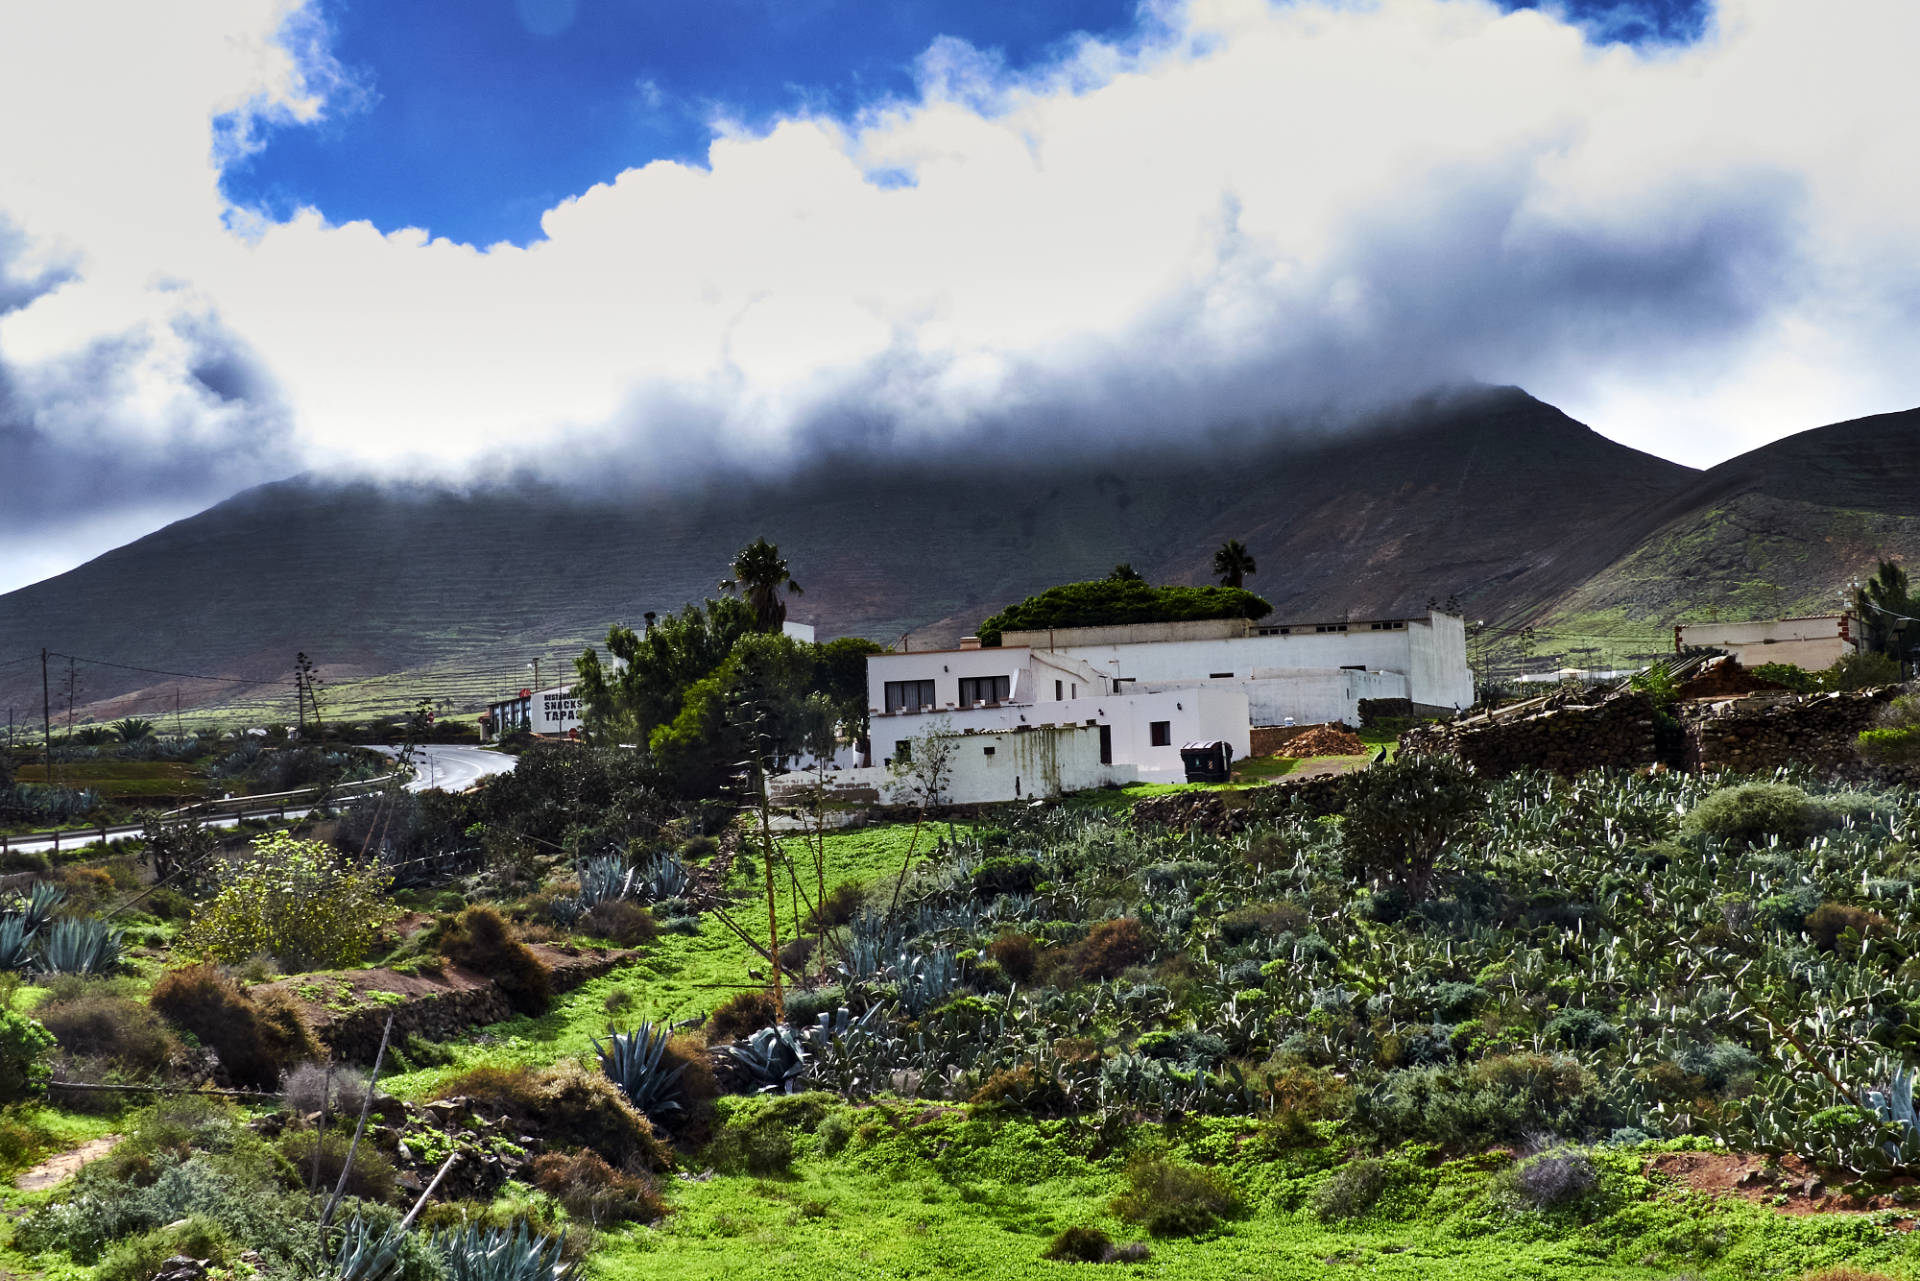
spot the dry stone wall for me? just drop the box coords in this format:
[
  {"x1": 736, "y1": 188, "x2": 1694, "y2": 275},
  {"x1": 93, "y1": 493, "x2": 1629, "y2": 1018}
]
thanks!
[
  {"x1": 1683, "y1": 686, "x2": 1900, "y2": 774},
  {"x1": 1400, "y1": 691, "x2": 1657, "y2": 778}
]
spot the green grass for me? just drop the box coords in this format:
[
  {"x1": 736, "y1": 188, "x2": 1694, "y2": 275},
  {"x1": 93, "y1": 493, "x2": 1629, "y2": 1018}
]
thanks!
[{"x1": 590, "y1": 1114, "x2": 1920, "y2": 1280}]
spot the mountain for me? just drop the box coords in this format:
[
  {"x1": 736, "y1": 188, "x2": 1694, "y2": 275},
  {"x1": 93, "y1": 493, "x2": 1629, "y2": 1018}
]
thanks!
[
  {"x1": 10, "y1": 385, "x2": 1904, "y2": 726},
  {"x1": 1537, "y1": 406, "x2": 1920, "y2": 643}
]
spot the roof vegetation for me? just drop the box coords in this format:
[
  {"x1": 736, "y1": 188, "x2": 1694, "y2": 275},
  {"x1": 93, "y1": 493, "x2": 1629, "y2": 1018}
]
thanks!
[{"x1": 977, "y1": 578, "x2": 1272, "y2": 646}]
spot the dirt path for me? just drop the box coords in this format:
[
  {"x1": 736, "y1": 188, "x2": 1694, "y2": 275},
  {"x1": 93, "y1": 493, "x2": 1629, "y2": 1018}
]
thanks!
[{"x1": 15, "y1": 1135, "x2": 120, "y2": 1192}]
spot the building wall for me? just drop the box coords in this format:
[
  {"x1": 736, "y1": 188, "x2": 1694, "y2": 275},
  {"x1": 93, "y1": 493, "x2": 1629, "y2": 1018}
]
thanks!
[
  {"x1": 871, "y1": 687, "x2": 1249, "y2": 783},
  {"x1": 867, "y1": 647, "x2": 1036, "y2": 713},
  {"x1": 1128, "y1": 668, "x2": 1409, "y2": 727},
  {"x1": 1678, "y1": 617, "x2": 1856, "y2": 672},
  {"x1": 792, "y1": 724, "x2": 1126, "y2": 806},
  {"x1": 1405, "y1": 612, "x2": 1475, "y2": 712}
]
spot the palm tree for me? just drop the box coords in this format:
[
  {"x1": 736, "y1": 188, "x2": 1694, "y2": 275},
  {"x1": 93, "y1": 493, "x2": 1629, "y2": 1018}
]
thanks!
[
  {"x1": 113, "y1": 717, "x2": 156, "y2": 743},
  {"x1": 1212, "y1": 540, "x2": 1256, "y2": 590},
  {"x1": 720, "y1": 538, "x2": 804, "y2": 632}
]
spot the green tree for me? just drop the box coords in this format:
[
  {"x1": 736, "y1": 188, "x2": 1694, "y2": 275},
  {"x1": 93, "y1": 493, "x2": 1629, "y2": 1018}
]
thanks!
[
  {"x1": 978, "y1": 580, "x2": 1270, "y2": 645},
  {"x1": 1212, "y1": 539, "x2": 1256, "y2": 589},
  {"x1": 112, "y1": 717, "x2": 155, "y2": 743},
  {"x1": 1340, "y1": 755, "x2": 1481, "y2": 900},
  {"x1": 1108, "y1": 563, "x2": 1145, "y2": 583},
  {"x1": 575, "y1": 596, "x2": 757, "y2": 744},
  {"x1": 813, "y1": 635, "x2": 886, "y2": 748},
  {"x1": 720, "y1": 537, "x2": 804, "y2": 632},
  {"x1": 1852, "y1": 559, "x2": 1916, "y2": 660},
  {"x1": 650, "y1": 632, "x2": 837, "y2": 797}
]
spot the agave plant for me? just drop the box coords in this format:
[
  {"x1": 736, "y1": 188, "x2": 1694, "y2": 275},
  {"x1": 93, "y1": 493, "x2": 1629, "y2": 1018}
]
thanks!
[
  {"x1": 0, "y1": 916, "x2": 33, "y2": 972},
  {"x1": 334, "y1": 1213, "x2": 411, "y2": 1281},
  {"x1": 435, "y1": 1221, "x2": 578, "y2": 1281},
  {"x1": 896, "y1": 949, "x2": 963, "y2": 1015},
  {"x1": 591, "y1": 1021, "x2": 686, "y2": 1122},
  {"x1": 34, "y1": 918, "x2": 125, "y2": 976},
  {"x1": 19, "y1": 882, "x2": 66, "y2": 934},
  {"x1": 575, "y1": 854, "x2": 637, "y2": 911},
  {"x1": 637, "y1": 852, "x2": 690, "y2": 902},
  {"x1": 725, "y1": 1023, "x2": 811, "y2": 1094}
]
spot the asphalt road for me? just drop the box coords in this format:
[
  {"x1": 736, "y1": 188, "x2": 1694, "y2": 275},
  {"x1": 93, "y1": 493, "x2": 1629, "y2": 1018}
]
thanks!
[{"x1": 370, "y1": 744, "x2": 519, "y2": 793}]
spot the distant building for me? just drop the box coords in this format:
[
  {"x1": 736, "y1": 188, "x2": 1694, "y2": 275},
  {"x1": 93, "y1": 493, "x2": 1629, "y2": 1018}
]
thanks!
[
  {"x1": 483, "y1": 684, "x2": 583, "y2": 740},
  {"x1": 1676, "y1": 615, "x2": 1857, "y2": 671}
]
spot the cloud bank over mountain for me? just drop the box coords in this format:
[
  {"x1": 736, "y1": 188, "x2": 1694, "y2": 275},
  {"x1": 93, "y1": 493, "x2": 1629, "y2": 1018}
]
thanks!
[{"x1": 1, "y1": 0, "x2": 1917, "y2": 590}]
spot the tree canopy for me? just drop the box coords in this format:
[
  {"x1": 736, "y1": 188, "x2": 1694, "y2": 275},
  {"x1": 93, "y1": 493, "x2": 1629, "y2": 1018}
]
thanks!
[
  {"x1": 1853, "y1": 559, "x2": 1916, "y2": 660},
  {"x1": 1212, "y1": 539, "x2": 1256, "y2": 589},
  {"x1": 720, "y1": 537, "x2": 803, "y2": 632},
  {"x1": 977, "y1": 579, "x2": 1271, "y2": 646}
]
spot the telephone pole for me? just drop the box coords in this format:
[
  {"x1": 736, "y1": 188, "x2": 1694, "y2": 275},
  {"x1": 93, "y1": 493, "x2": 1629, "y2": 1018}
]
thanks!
[{"x1": 41, "y1": 648, "x2": 52, "y2": 781}]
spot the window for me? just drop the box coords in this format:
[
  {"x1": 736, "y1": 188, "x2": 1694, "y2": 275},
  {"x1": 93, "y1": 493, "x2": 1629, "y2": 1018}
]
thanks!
[
  {"x1": 1055, "y1": 679, "x2": 1063, "y2": 700},
  {"x1": 1315, "y1": 623, "x2": 1349, "y2": 633},
  {"x1": 1071, "y1": 683, "x2": 1078, "y2": 699},
  {"x1": 1209, "y1": 672, "x2": 1234, "y2": 679},
  {"x1": 983, "y1": 745, "x2": 995, "y2": 757},
  {"x1": 1098, "y1": 725, "x2": 1113, "y2": 764},
  {"x1": 885, "y1": 679, "x2": 936, "y2": 713},
  {"x1": 1369, "y1": 620, "x2": 1406, "y2": 631},
  {"x1": 1149, "y1": 720, "x2": 1172, "y2": 747},
  {"x1": 893, "y1": 739, "x2": 911, "y2": 762},
  {"x1": 958, "y1": 675, "x2": 1010, "y2": 705}
]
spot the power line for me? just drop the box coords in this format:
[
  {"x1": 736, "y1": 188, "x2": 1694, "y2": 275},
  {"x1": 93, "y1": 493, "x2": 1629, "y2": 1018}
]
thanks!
[{"x1": 45, "y1": 651, "x2": 289, "y2": 686}]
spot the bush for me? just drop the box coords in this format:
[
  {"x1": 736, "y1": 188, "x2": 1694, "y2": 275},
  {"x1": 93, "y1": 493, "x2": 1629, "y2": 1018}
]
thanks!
[
  {"x1": 1311, "y1": 1158, "x2": 1389, "y2": 1222},
  {"x1": 1682, "y1": 783, "x2": 1838, "y2": 846},
  {"x1": 1358, "y1": 1053, "x2": 1616, "y2": 1148},
  {"x1": 985, "y1": 932, "x2": 1039, "y2": 982},
  {"x1": 274, "y1": 1128, "x2": 399, "y2": 1202},
  {"x1": 531, "y1": 1149, "x2": 666, "y2": 1226},
  {"x1": 972, "y1": 856, "x2": 1042, "y2": 897},
  {"x1": 1110, "y1": 1154, "x2": 1237, "y2": 1238},
  {"x1": 1826, "y1": 650, "x2": 1902, "y2": 691},
  {"x1": 1074, "y1": 918, "x2": 1151, "y2": 980},
  {"x1": 1339, "y1": 755, "x2": 1480, "y2": 899},
  {"x1": 1544, "y1": 1007, "x2": 1618, "y2": 1051},
  {"x1": 1507, "y1": 1148, "x2": 1599, "y2": 1208},
  {"x1": 179, "y1": 833, "x2": 395, "y2": 972},
  {"x1": 969, "y1": 1064, "x2": 1069, "y2": 1116},
  {"x1": 438, "y1": 906, "x2": 552, "y2": 1015},
  {"x1": 1043, "y1": 1226, "x2": 1112, "y2": 1262},
  {"x1": 1219, "y1": 901, "x2": 1307, "y2": 944},
  {"x1": 0, "y1": 1010, "x2": 54, "y2": 1102},
  {"x1": 1859, "y1": 694, "x2": 1920, "y2": 765},
  {"x1": 94, "y1": 1216, "x2": 234, "y2": 1281},
  {"x1": 149, "y1": 965, "x2": 320, "y2": 1091},
  {"x1": 1804, "y1": 902, "x2": 1889, "y2": 952},
  {"x1": 708, "y1": 990, "x2": 779, "y2": 1043},
  {"x1": 280, "y1": 1063, "x2": 374, "y2": 1118},
  {"x1": 433, "y1": 1064, "x2": 670, "y2": 1171},
  {"x1": 36, "y1": 985, "x2": 180, "y2": 1077},
  {"x1": 803, "y1": 883, "x2": 864, "y2": 933},
  {"x1": 976, "y1": 580, "x2": 1271, "y2": 646},
  {"x1": 703, "y1": 1104, "x2": 795, "y2": 1176},
  {"x1": 579, "y1": 899, "x2": 659, "y2": 947}
]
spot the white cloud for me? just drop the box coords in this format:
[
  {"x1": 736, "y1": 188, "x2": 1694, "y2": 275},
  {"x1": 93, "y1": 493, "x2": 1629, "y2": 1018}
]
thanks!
[{"x1": 2, "y1": 0, "x2": 1920, "y2": 590}]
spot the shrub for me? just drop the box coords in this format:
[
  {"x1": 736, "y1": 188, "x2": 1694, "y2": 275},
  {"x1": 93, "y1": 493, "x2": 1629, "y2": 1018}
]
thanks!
[
  {"x1": 274, "y1": 1128, "x2": 399, "y2": 1202},
  {"x1": 703, "y1": 1104, "x2": 795, "y2": 1176},
  {"x1": 280, "y1": 1063, "x2": 374, "y2": 1118},
  {"x1": 1804, "y1": 902, "x2": 1889, "y2": 951},
  {"x1": 433, "y1": 1064, "x2": 669, "y2": 1171},
  {"x1": 1043, "y1": 1225, "x2": 1112, "y2": 1262},
  {"x1": 969, "y1": 1064, "x2": 1069, "y2": 1116},
  {"x1": 1358, "y1": 1053, "x2": 1616, "y2": 1148},
  {"x1": 438, "y1": 906, "x2": 552, "y2": 1015},
  {"x1": 0, "y1": 1010, "x2": 55, "y2": 1102},
  {"x1": 1682, "y1": 783, "x2": 1837, "y2": 847},
  {"x1": 579, "y1": 899, "x2": 658, "y2": 947},
  {"x1": 36, "y1": 986, "x2": 180, "y2": 1077},
  {"x1": 985, "y1": 932, "x2": 1039, "y2": 982},
  {"x1": 531, "y1": 1149, "x2": 666, "y2": 1226},
  {"x1": 1859, "y1": 696, "x2": 1920, "y2": 765},
  {"x1": 976, "y1": 580, "x2": 1271, "y2": 646},
  {"x1": 708, "y1": 990, "x2": 779, "y2": 1043},
  {"x1": 1219, "y1": 901, "x2": 1308, "y2": 944},
  {"x1": 1339, "y1": 755, "x2": 1480, "y2": 899},
  {"x1": 1826, "y1": 650, "x2": 1901, "y2": 691},
  {"x1": 972, "y1": 856, "x2": 1042, "y2": 897},
  {"x1": 149, "y1": 965, "x2": 320, "y2": 1091},
  {"x1": 94, "y1": 1216, "x2": 233, "y2": 1281},
  {"x1": 1110, "y1": 1154, "x2": 1237, "y2": 1238},
  {"x1": 1507, "y1": 1148, "x2": 1599, "y2": 1208},
  {"x1": 1544, "y1": 1007, "x2": 1618, "y2": 1051},
  {"x1": 180, "y1": 833, "x2": 395, "y2": 972},
  {"x1": 1075, "y1": 918, "x2": 1151, "y2": 980},
  {"x1": 1311, "y1": 1158, "x2": 1389, "y2": 1222},
  {"x1": 804, "y1": 883, "x2": 864, "y2": 933}
]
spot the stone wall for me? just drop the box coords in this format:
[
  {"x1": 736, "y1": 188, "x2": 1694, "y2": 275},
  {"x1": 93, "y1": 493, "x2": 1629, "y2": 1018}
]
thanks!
[
  {"x1": 1401, "y1": 691, "x2": 1657, "y2": 778},
  {"x1": 1682, "y1": 686, "x2": 1900, "y2": 774}
]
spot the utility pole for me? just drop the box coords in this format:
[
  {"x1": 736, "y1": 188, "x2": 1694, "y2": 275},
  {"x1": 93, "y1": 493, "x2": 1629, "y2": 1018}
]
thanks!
[{"x1": 41, "y1": 649, "x2": 52, "y2": 782}]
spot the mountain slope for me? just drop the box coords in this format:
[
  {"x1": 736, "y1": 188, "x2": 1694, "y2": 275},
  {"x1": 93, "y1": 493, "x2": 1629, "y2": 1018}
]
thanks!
[
  {"x1": 0, "y1": 386, "x2": 1700, "y2": 723},
  {"x1": 1537, "y1": 406, "x2": 1920, "y2": 650}
]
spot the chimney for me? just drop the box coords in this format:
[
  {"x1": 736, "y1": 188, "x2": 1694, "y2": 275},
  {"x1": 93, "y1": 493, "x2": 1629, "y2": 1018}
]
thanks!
[{"x1": 959, "y1": 636, "x2": 982, "y2": 650}]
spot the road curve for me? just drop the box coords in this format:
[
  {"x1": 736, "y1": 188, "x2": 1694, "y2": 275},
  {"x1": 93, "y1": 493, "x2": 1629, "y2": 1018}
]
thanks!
[{"x1": 370, "y1": 744, "x2": 519, "y2": 794}]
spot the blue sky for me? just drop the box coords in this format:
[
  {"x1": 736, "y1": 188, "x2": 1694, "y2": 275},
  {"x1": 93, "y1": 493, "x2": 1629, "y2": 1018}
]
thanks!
[{"x1": 221, "y1": 0, "x2": 1712, "y2": 249}]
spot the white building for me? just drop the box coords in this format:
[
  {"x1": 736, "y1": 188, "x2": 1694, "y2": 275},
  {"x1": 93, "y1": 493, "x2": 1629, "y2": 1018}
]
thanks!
[
  {"x1": 1001, "y1": 611, "x2": 1473, "y2": 725},
  {"x1": 1676, "y1": 615, "x2": 1857, "y2": 671},
  {"x1": 483, "y1": 684, "x2": 584, "y2": 739}
]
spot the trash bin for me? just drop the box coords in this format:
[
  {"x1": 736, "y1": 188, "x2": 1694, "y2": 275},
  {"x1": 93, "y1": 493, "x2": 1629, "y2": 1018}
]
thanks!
[{"x1": 1179, "y1": 740, "x2": 1233, "y2": 784}]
